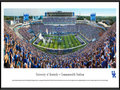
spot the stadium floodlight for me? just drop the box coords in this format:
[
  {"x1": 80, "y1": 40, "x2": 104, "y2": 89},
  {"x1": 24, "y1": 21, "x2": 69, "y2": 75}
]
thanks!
[
  {"x1": 17, "y1": 16, "x2": 19, "y2": 23},
  {"x1": 14, "y1": 16, "x2": 16, "y2": 24},
  {"x1": 32, "y1": 16, "x2": 34, "y2": 20}
]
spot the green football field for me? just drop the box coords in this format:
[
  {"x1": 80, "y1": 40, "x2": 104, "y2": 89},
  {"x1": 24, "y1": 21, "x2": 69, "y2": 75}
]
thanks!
[{"x1": 37, "y1": 34, "x2": 82, "y2": 49}]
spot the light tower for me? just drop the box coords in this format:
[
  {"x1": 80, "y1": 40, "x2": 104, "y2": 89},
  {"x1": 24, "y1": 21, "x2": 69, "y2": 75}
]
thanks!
[
  {"x1": 14, "y1": 16, "x2": 16, "y2": 24},
  {"x1": 32, "y1": 16, "x2": 34, "y2": 21},
  {"x1": 17, "y1": 16, "x2": 19, "y2": 23}
]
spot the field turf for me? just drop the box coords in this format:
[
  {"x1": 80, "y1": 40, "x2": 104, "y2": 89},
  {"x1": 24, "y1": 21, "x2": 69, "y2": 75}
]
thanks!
[{"x1": 37, "y1": 34, "x2": 82, "y2": 49}]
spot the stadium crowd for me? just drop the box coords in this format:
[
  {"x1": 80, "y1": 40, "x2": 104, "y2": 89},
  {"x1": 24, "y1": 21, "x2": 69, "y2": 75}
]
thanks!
[
  {"x1": 31, "y1": 23, "x2": 103, "y2": 40},
  {"x1": 76, "y1": 24, "x2": 104, "y2": 41},
  {"x1": 18, "y1": 26, "x2": 35, "y2": 41},
  {"x1": 43, "y1": 17, "x2": 76, "y2": 24},
  {"x1": 4, "y1": 22, "x2": 116, "y2": 68}
]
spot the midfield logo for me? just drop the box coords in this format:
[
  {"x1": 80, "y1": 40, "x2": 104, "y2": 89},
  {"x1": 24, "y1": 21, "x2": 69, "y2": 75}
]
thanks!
[{"x1": 111, "y1": 71, "x2": 116, "y2": 78}]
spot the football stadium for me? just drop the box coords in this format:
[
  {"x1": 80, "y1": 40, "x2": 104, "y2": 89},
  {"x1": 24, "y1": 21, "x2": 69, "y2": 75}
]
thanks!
[{"x1": 4, "y1": 10, "x2": 116, "y2": 68}]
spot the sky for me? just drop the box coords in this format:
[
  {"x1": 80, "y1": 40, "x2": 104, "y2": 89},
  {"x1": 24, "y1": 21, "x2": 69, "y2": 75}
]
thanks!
[{"x1": 4, "y1": 8, "x2": 116, "y2": 16}]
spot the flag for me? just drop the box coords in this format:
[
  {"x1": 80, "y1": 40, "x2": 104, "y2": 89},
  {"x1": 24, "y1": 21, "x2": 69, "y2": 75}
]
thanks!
[{"x1": 46, "y1": 28, "x2": 48, "y2": 34}]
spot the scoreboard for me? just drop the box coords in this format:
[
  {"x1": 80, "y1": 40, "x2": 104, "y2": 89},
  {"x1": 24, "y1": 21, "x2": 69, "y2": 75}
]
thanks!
[
  {"x1": 23, "y1": 14, "x2": 29, "y2": 21},
  {"x1": 73, "y1": 12, "x2": 75, "y2": 16},
  {"x1": 45, "y1": 11, "x2": 73, "y2": 17},
  {"x1": 90, "y1": 13, "x2": 96, "y2": 21},
  {"x1": 45, "y1": 12, "x2": 47, "y2": 16}
]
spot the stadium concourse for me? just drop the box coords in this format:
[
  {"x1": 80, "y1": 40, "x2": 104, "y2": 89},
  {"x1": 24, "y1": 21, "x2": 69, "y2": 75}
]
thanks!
[{"x1": 4, "y1": 21, "x2": 116, "y2": 68}]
